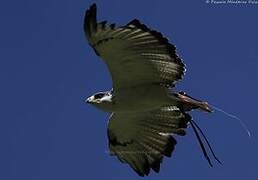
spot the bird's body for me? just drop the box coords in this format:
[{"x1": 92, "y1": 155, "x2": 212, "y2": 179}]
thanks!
[
  {"x1": 84, "y1": 4, "x2": 219, "y2": 176},
  {"x1": 89, "y1": 85, "x2": 179, "y2": 112}
]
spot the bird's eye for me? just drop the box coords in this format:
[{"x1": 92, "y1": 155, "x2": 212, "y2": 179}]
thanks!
[{"x1": 94, "y1": 93, "x2": 104, "y2": 99}]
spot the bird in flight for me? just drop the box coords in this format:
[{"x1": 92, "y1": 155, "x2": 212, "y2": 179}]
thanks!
[{"x1": 84, "y1": 3, "x2": 220, "y2": 176}]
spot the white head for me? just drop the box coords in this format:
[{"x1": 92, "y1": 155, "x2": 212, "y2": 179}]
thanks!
[{"x1": 86, "y1": 91, "x2": 113, "y2": 111}]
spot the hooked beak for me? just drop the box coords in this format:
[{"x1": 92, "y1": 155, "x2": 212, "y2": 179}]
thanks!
[
  {"x1": 86, "y1": 97, "x2": 92, "y2": 103},
  {"x1": 85, "y1": 96, "x2": 101, "y2": 104}
]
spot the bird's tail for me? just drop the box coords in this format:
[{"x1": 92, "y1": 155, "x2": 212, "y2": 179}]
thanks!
[
  {"x1": 175, "y1": 91, "x2": 213, "y2": 113},
  {"x1": 174, "y1": 91, "x2": 221, "y2": 166}
]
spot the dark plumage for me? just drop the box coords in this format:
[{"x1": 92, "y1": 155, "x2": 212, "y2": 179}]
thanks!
[{"x1": 84, "y1": 3, "x2": 220, "y2": 176}]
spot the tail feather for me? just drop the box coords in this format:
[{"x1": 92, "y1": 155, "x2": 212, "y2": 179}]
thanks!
[{"x1": 176, "y1": 91, "x2": 213, "y2": 113}]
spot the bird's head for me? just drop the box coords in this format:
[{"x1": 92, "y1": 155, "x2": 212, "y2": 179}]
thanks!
[{"x1": 86, "y1": 91, "x2": 113, "y2": 105}]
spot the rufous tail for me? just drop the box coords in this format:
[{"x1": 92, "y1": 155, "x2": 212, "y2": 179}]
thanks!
[{"x1": 176, "y1": 91, "x2": 213, "y2": 113}]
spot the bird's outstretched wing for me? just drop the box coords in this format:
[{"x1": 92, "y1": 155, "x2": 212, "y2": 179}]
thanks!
[
  {"x1": 107, "y1": 106, "x2": 191, "y2": 176},
  {"x1": 84, "y1": 4, "x2": 185, "y2": 93}
]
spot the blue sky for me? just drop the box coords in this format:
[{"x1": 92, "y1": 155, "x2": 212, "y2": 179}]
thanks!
[{"x1": 1, "y1": 0, "x2": 258, "y2": 179}]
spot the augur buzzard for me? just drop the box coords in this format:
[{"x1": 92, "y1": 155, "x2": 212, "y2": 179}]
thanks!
[{"x1": 84, "y1": 3, "x2": 220, "y2": 176}]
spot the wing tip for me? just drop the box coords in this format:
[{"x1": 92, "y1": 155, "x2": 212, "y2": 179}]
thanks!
[
  {"x1": 84, "y1": 3, "x2": 98, "y2": 37},
  {"x1": 151, "y1": 160, "x2": 161, "y2": 173},
  {"x1": 88, "y1": 3, "x2": 97, "y2": 13},
  {"x1": 91, "y1": 3, "x2": 97, "y2": 9}
]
